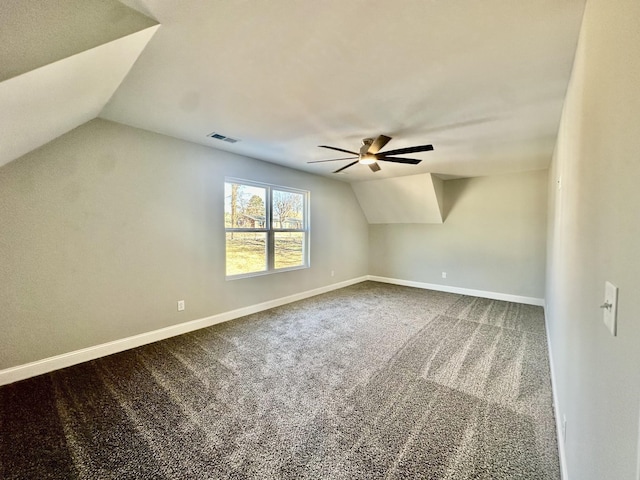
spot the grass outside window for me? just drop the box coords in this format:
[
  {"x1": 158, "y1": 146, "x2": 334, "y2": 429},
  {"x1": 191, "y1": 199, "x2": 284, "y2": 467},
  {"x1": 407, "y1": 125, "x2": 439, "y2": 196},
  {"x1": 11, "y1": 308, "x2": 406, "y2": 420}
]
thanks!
[{"x1": 224, "y1": 179, "x2": 309, "y2": 278}]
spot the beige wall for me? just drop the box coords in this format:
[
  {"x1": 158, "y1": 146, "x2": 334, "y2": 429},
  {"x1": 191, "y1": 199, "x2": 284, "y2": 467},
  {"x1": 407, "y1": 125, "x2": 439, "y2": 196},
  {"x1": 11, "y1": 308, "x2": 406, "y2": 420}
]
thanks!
[
  {"x1": 369, "y1": 170, "x2": 548, "y2": 300},
  {"x1": 546, "y1": 0, "x2": 640, "y2": 478},
  {"x1": 0, "y1": 119, "x2": 369, "y2": 369}
]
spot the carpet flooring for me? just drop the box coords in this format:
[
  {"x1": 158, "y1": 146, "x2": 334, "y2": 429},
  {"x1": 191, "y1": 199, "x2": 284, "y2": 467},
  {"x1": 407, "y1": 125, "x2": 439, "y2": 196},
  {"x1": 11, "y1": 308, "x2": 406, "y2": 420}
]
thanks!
[{"x1": 0, "y1": 281, "x2": 559, "y2": 479}]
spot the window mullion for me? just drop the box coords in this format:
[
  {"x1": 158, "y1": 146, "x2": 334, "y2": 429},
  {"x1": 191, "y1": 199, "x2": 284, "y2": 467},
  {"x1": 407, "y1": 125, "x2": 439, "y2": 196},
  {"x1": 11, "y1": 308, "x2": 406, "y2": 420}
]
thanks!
[
  {"x1": 225, "y1": 179, "x2": 309, "y2": 278},
  {"x1": 304, "y1": 192, "x2": 309, "y2": 267},
  {"x1": 267, "y1": 187, "x2": 275, "y2": 271}
]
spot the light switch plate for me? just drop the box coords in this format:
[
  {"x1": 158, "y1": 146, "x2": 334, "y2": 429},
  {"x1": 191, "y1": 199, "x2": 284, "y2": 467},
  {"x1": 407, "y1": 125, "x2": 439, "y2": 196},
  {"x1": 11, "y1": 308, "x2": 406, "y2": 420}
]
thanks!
[{"x1": 603, "y1": 281, "x2": 618, "y2": 336}]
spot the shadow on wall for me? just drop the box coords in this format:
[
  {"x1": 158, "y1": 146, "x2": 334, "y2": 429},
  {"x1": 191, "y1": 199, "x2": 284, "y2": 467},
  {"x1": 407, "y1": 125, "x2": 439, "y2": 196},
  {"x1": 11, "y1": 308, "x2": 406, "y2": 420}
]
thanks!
[{"x1": 441, "y1": 177, "x2": 470, "y2": 221}]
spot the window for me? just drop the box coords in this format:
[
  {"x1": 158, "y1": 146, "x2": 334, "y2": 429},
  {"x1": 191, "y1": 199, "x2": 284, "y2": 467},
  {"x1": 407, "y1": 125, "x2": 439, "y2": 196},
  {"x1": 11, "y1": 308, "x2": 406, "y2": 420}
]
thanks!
[{"x1": 224, "y1": 179, "x2": 309, "y2": 278}]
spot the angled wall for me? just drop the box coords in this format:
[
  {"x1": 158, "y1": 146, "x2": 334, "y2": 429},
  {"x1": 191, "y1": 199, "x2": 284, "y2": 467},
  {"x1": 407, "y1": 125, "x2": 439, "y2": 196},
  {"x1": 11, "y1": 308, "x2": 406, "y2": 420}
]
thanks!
[
  {"x1": 369, "y1": 170, "x2": 548, "y2": 301},
  {"x1": 351, "y1": 173, "x2": 444, "y2": 224},
  {"x1": 0, "y1": 27, "x2": 159, "y2": 168},
  {"x1": 0, "y1": 0, "x2": 159, "y2": 168}
]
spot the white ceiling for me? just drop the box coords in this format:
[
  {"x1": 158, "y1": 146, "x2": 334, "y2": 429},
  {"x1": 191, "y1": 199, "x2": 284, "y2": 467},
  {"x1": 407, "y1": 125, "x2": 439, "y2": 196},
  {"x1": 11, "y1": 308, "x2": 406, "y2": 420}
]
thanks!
[
  {"x1": 103, "y1": 0, "x2": 587, "y2": 181},
  {"x1": 0, "y1": 0, "x2": 157, "y2": 81},
  {"x1": 0, "y1": 27, "x2": 158, "y2": 168},
  {"x1": 0, "y1": 0, "x2": 158, "y2": 168},
  {"x1": 352, "y1": 173, "x2": 444, "y2": 224},
  {"x1": 1, "y1": 1, "x2": 587, "y2": 182}
]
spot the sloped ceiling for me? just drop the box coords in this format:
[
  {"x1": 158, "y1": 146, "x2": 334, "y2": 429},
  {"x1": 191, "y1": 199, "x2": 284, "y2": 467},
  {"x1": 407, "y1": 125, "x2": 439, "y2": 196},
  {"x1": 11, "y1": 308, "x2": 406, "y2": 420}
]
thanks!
[
  {"x1": 0, "y1": 0, "x2": 157, "y2": 82},
  {"x1": 0, "y1": 0, "x2": 158, "y2": 168},
  {"x1": 1, "y1": 1, "x2": 586, "y2": 182},
  {"x1": 352, "y1": 173, "x2": 445, "y2": 224},
  {"x1": 102, "y1": 0, "x2": 587, "y2": 181}
]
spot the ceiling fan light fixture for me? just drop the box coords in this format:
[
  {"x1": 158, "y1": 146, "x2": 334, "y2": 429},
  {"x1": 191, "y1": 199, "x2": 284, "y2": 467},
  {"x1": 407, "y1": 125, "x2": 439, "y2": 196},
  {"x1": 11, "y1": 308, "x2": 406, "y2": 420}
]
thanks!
[
  {"x1": 309, "y1": 136, "x2": 433, "y2": 174},
  {"x1": 359, "y1": 154, "x2": 377, "y2": 165}
]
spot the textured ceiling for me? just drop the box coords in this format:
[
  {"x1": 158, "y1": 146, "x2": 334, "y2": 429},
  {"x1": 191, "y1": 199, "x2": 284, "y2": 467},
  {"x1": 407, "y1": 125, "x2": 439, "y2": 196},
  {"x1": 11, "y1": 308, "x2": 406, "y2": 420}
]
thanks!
[
  {"x1": 1, "y1": 1, "x2": 586, "y2": 182},
  {"x1": 0, "y1": 0, "x2": 157, "y2": 81},
  {"x1": 0, "y1": 0, "x2": 158, "y2": 168},
  {"x1": 0, "y1": 27, "x2": 159, "y2": 168},
  {"x1": 104, "y1": 0, "x2": 587, "y2": 181}
]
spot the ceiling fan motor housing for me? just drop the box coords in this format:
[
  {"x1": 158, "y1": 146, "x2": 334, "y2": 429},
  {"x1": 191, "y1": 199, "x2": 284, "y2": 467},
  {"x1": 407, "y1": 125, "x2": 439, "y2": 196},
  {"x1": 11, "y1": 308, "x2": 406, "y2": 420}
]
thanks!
[{"x1": 360, "y1": 138, "x2": 373, "y2": 156}]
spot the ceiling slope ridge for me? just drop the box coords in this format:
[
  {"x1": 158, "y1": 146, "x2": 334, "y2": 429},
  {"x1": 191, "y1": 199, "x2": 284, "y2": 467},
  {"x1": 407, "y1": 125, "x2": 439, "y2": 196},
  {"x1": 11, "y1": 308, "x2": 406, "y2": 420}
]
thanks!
[
  {"x1": 0, "y1": 0, "x2": 158, "y2": 82},
  {"x1": 351, "y1": 173, "x2": 445, "y2": 224},
  {"x1": 0, "y1": 25, "x2": 160, "y2": 169}
]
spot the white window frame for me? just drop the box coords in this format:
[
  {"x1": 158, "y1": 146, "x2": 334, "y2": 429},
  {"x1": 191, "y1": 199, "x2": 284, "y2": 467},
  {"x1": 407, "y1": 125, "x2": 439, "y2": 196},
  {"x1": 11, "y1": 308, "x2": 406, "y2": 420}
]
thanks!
[{"x1": 225, "y1": 178, "x2": 310, "y2": 279}]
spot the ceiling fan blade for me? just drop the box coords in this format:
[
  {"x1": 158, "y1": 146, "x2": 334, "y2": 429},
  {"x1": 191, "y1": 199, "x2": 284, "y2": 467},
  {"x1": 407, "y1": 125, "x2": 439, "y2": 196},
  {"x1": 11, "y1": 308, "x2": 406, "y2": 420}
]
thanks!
[
  {"x1": 369, "y1": 162, "x2": 381, "y2": 172},
  {"x1": 377, "y1": 156, "x2": 422, "y2": 165},
  {"x1": 307, "y1": 157, "x2": 358, "y2": 164},
  {"x1": 380, "y1": 144, "x2": 434, "y2": 156},
  {"x1": 333, "y1": 160, "x2": 359, "y2": 174},
  {"x1": 368, "y1": 135, "x2": 392, "y2": 154},
  {"x1": 319, "y1": 145, "x2": 359, "y2": 156}
]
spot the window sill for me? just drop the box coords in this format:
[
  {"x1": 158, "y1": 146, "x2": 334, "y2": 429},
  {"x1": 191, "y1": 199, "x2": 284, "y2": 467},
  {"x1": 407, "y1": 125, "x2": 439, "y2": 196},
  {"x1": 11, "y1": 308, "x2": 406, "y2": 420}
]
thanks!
[{"x1": 225, "y1": 264, "x2": 310, "y2": 281}]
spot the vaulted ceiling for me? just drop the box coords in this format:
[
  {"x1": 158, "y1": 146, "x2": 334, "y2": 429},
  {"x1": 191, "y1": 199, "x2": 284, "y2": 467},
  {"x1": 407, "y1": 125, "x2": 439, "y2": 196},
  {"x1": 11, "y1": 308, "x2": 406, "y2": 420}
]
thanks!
[
  {"x1": 0, "y1": 0, "x2": 158, "y2": 168},
  {"x1": 2, "y1": 0, "x2": 586, "y2": 181}
]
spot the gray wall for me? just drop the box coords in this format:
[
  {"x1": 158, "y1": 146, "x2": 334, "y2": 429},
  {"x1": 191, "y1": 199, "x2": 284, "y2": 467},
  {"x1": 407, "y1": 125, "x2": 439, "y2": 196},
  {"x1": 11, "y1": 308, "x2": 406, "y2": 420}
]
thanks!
[
  {"x1": 0, "y1": 119, "x2": 369, "y2": 370},
  {"x1": 369, "y1": 170, "x2": 548, "y2": 300},
  {"x1": 545, "y1": 0, "x2": 640, "y2": 478}
]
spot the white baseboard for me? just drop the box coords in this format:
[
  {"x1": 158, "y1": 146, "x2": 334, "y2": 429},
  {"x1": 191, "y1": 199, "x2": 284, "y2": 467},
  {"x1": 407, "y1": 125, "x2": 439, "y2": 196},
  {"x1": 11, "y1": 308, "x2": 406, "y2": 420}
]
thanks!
[
  {"x1": 544, "y1": 302, "x2": 569, "y2": 480},
  {"x1": 0, "y1": 275, "x2": 545, "y2": 386},
  {"x1": 367, "y1": 275, "x2": 545, "y2": 306},
  {"x1": 0, "y1": 276, "x2": 368, "y2": 386},
  {"x1": 637, "y1": 411, "x2": 640, "y2": 480}
]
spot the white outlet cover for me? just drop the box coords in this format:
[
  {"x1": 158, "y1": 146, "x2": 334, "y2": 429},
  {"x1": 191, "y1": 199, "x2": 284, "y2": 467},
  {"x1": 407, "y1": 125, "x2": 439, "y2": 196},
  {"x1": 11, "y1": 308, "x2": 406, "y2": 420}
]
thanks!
[{"x1": 603, "y1": 281, "x2": 618, "y2": 336}]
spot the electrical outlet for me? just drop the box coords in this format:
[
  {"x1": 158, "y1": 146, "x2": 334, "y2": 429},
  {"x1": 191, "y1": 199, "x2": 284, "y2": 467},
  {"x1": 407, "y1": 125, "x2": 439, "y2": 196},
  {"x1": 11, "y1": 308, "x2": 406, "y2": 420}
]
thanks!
[
  {"x1": 177, "y1": 300, "x2": 185, "y2": 312},
  {"x1": 442, "y1": 272, "x2": 447, "y2": 279},
  {"x1": 331, "y1": 270, "x2": 335, "y2": 277}
]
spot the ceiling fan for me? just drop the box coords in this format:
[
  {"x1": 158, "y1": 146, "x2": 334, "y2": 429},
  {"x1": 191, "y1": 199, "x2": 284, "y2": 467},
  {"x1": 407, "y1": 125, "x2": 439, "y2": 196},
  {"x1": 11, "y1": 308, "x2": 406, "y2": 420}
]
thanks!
[{"x1": 307, "y1": 135, "x2": 434, "y2": 173}]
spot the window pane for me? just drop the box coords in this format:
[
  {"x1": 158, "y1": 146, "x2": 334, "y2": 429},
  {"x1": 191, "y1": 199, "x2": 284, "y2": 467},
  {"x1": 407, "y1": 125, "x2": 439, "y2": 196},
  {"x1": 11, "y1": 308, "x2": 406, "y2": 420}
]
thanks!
[
  {"x1": 272, "y1": 190, "x2": 304, "y2": 229},
  {"x1": 274, "y1": 232, "x2": 305, "y2": 269},
  {"x1": 225, "y1": 183, "x2": 266, "y2": 228},
  {"x1": 226, "y1": 232, "x2": 267, "y2": 276}
]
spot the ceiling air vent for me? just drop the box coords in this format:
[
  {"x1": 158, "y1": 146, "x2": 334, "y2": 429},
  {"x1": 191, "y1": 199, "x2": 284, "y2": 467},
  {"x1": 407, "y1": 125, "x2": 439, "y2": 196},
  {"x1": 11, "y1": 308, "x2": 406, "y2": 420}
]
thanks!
[{"x1": 207, "y1": 132, "x2": 239, "y2": 143}]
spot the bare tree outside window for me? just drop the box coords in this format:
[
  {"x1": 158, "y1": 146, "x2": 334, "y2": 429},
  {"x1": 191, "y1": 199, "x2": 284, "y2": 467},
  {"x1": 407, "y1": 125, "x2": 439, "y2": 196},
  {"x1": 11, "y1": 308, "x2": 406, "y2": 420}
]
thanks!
[
  {"x1": 224, "y1": 180, "x2": 308, "y2": 277},
  {"x1": 273, "y1": 190, "x2": 303, "y2": 228}
]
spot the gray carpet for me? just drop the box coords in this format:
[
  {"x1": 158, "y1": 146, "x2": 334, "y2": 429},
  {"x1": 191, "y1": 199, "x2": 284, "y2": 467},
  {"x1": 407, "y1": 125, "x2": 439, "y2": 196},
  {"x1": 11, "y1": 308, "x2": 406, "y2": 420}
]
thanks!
[{"x1": 0, "y1": 281, "x2": 559, "y2": 479}]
